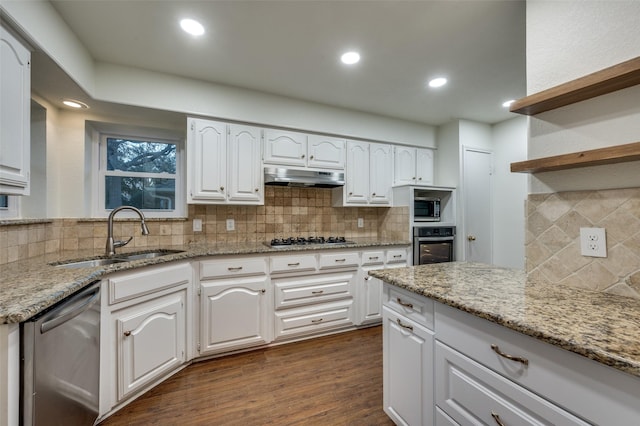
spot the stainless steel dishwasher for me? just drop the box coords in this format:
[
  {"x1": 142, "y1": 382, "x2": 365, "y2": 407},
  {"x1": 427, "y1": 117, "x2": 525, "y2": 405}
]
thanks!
[{"x1": 21, "y1": 281, "x2": 101, "y2": 426}]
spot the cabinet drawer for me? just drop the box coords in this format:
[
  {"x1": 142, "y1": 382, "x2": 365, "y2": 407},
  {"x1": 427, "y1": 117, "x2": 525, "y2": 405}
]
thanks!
[
  {"x1": 435, "y1": 303, "x2": 640, "y2": 425},
  {"x1": 435, "y1": 342, "x2": 589, "y2": 426},
  {"x1": 318, "y1": 251, "x2": 359, "y2": 270},
  {"x1": 200, "y1": 257, "x2": 267, "y2": 279},
  {"x1": 274, "y1": 300, "x2": 354, "y2": 339},
  {"x1": 361, "y1": 250, "x2": 384, "y2": 266},
  {"x1": 270, "y1": 254, "x2": 317, "y2": 274},
  {"x1": 386, "y1": 249, "x2": 408, "y2": 264},
  {"x1": 383, "y1": 284, "x2": 434, "y2": 330},
  {"x1": 108, "y1": 263, "x2": 191, "y2": 305},
  {"x1": 274, "y1": 272, "x2": 354, "y2": 309}
]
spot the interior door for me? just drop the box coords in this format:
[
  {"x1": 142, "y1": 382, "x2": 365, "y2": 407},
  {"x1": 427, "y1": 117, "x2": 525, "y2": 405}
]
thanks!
[{"x1": 463, "y1": 148, "x2": 492, "y2": 264}]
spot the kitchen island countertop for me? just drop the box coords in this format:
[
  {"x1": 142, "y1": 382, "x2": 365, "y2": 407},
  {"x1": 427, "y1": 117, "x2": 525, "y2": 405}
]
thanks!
[
  {"x1": 369, "y1": 261, "x2": 640, "y2": 378},
  {"x1": 0, "y1": 238, "x2": 409, "y2": 324}
]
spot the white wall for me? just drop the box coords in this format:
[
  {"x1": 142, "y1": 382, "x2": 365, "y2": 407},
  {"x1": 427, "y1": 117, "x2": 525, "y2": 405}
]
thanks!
[
  {"x1": 492, "y1": 116, "x2": 527, "y2": 269},
  {"x1": 526, "y1": 1, "x2": 640, "y2": 193}
]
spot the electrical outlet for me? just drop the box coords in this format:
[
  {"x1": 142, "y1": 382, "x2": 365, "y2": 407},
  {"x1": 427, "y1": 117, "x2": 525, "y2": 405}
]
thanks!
[
  {"x1": 226, "y1": 218, "x2": 235, "y2": 231},
  {"x1": 193, "y1": 218, "x2": 202, "y2": 232},
  {"x1": 580, "y1": 227, "x2": 606, "y2": 257},
  {"x1": 358, "y1": 218, "x2": 364, "y2": 228}
]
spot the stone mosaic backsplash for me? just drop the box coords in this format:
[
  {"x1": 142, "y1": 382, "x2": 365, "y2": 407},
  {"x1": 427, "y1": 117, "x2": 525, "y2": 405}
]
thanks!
[
  {"x1": 0, "y1": 187, "x2": 409, "y2": 265},
  {"x1": 526, "y1": 187, "x2": 640, "y2": 299}
]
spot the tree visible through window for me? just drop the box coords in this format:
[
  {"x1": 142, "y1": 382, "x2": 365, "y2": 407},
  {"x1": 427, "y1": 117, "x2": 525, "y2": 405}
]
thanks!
[{"x1": 104, "y1": 137, "x2": 177, "y2": 211}]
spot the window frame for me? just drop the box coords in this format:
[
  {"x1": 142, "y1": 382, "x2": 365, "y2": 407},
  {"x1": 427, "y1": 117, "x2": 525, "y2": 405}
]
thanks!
[{"x1": 93, "y1": 130, "x2": 185, "y2": 219}]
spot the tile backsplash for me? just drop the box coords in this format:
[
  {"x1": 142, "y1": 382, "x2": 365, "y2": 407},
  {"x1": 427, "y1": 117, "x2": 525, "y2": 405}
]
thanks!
[
  {"x1": 0, "y1": 187, "x2": 409, "y2": 265},
  {"x1": 526, "y1": 187, "x2": 640, "y2": 299}
]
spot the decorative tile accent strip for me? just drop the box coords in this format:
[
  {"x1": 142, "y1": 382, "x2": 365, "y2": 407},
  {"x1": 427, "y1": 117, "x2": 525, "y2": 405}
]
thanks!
[{"x1": 526, "y1": 188, "x2": 640, "y2": 299}]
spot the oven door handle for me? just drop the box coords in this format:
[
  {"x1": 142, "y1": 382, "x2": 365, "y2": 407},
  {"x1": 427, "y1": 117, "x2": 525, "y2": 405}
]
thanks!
[{"x1": 415, "y1": 237, "x2": 454, "y2": 242}]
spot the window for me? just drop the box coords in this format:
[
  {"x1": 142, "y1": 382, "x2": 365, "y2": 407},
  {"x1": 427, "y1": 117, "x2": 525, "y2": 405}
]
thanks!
[
  {"x1": 0, "y1": 194, "x2": 19, "y2": 219},
  {"x1": 0, "y1": 195, "x2": 7, "y2": 209},
  {"x1": 96, "y1": 132, "x2": 184, "y2": 218}
]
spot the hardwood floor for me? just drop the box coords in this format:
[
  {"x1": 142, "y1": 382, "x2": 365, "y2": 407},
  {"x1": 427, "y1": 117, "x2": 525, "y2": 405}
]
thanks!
[{"x1": 99, "y1": 326, "x2": 394, "y2": 426}]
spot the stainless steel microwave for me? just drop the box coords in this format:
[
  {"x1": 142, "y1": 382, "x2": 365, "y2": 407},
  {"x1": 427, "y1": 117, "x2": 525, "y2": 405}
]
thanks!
[{"x1": 413, "y1": 195, "x2": 440, "y2": 222}]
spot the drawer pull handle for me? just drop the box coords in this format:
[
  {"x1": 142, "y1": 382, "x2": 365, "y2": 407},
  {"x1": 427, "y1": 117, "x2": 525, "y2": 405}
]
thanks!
[
  {"x1": 396, "y1": 319, "x2": 413, "y2": 331},
  {"x1": 228, "y1": 266, "x2": 243, "y2": 271},
  {"x1": 369, "y1": 256, "x2": 379, "y2": 260},
  {"x1": 311, "y1": 290, "x2": 324, "y2": 295},
  {"x1": 123, "y1": 331, "x2": 131, "y2": 337},
  {"x1": 491, "y1": 344, "x2": 529, "y2": 366},
  {"x1": 491, "y1": 412, "x2": 505, "y2": 426},
  {"x1": 288, "y1": 262, "x2": 300, "y2": 267},
  {"x1": 393, "y1": 254, "x2": 402, "y2": 258},
  {"x1": 334, "y1": 258, "x2": 346, "y2": 262},
  {"x1": 311, "y1": 318, "x2": 323, "y2": 323},
  {"x1": 397, "y1": 298, "x2": 414, "y2": 309}
]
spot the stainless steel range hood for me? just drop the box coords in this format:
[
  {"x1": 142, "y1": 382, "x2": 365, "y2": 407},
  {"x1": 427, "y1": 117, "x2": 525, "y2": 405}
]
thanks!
[{"x1": 264, "y1": 167, "x2": 345, "y2": 188}]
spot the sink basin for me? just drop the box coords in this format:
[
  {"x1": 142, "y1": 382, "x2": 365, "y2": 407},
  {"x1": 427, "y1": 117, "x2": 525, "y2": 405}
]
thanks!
[
  {"x1": 114, "y1": 249, "x2": 185, "y2": 261},
  {"x1": 54, "y1": 258, "x2": 128, "y2": 269}
]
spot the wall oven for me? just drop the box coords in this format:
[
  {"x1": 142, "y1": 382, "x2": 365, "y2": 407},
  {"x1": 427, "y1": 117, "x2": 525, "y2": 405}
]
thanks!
[{"x1": 413, "y1": 226, "x2": 455, "y2": 265}]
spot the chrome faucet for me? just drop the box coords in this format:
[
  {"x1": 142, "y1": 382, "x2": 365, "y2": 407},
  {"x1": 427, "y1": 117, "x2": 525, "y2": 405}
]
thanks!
[{"x1": 106, "y1": 206, "x2": 150, "y2": 256}]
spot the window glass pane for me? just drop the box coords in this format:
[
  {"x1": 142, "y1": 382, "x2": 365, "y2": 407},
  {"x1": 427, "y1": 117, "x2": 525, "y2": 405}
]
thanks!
[
  {"x1": 0, "y1": 195, "x2": 8, "y2": 209},
  {"x1": 106, "y1": 138, "x2": 176, "y2": 173},
  {"x1": 105, "y1": 177, "x2": 175, "y2": 210}
]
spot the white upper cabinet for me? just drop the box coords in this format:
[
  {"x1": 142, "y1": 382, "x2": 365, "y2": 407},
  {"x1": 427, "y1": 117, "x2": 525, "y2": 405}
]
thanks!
[
  {"x1": 393, "y1": 146, "x2": 434, "y2": 186},
  {"x1": 264, "y1": 129, "x2": 345, "y2": 170},
  {"x1": 337, "y1": 141, "x2": 393, "y2": 206},
  {"x1": 187, "y1": 118, "x2": 262, "y2": 205},
  {"x1": 307, "y1": 135, "x2": 346, "y2": 169},
  {"x1": 0, "y1": 26, "x2": 31, "y2": 195}
]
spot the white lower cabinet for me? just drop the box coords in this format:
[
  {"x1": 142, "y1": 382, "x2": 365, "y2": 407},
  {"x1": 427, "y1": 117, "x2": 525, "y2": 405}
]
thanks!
[
  {"x1": 198, "y1": 256, "x2": 271, "y2": 356},
  {"x1": 113, "y1": 290, "x2": 187, "y2": 401},
  {"x1": 199, "y1": 275, "x2": 271, "y2": 355},
  {"x1": 102, "y1": 262, "x2": 191, "y2": 411},
  {"x1": 382, "y1": 306, "x2": 434, "y2": 426}
]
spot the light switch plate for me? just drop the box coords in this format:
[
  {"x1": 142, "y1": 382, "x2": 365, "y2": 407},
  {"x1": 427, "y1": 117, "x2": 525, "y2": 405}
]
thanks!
[
  {"x1": 226, "y1": 218, "x2": 235, "y2": 231},
  {"x1": 358, "y1": 218, "x2": 364, "y2": 228},
  {"x1": 580, "y1": 227, "x2": 606, "y2": 257},
  {"x1": 193, "y1": 218, "x2": 202, "y2": 232}
]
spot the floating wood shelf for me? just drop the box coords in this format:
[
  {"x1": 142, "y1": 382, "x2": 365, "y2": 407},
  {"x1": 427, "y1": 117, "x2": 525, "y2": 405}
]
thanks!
[
  {"x1": 511, "y1": 141, "x2": 640, "y2": 173},
  {"x1": 510, "y1": 56, "x2": 640, "y2": 115}
]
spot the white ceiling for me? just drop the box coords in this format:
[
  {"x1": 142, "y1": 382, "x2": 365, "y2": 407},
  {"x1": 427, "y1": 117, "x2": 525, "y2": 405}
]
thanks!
[{"x1": 36, "y1": 0, "x2": 526, "y2": 126}]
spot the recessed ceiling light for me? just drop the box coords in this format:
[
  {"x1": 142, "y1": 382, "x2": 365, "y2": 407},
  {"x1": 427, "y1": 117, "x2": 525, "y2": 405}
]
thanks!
[
  {"x1": 341, "y1": 51, "x2": 361, "y2": 65},
  {"x1": 428, "y1": 77, "x2": 447, "y2": 88},
  {"x1": 180, "y1": 18, "x2": 205, "y2": 36},
  {"x1": 502, "y1": 99, "x2": 515, "y2": 108},
  {"x1": 62, "y1": 99, "x2": 89, "y2": 109}
]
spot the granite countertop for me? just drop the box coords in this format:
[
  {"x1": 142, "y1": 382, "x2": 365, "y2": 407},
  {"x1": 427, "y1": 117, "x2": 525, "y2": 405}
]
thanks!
[
  {"x1": 0, "y1": 238, "x2": 409, "y2": 324},
  {"x1": 369, "y1": 262, "x2": 640, "y2": 378}
]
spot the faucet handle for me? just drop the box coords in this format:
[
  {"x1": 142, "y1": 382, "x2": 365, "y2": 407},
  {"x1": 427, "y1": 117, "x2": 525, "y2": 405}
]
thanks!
[{"x1": 114, "y1": 236, "x2": 134, "y2": 249}]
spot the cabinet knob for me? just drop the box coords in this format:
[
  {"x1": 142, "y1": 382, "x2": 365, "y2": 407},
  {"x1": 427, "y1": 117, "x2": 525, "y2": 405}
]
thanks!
[
  {"x1": 220, "y1": 186, "x2": 225, "y2": 191},
  {"x1": 260, "y1": 289, "x2": 266, "y2": 294},
  {"x1": 255, "y1": 188, "x2": 259, "y2": 192},
  {"x1": 301, "y1": 154, "x2": 305, "y2": 159},
  {"x1": 372, "y1": 192, "x2": 376, "y2": 196},
  {"x1": 418, "y1": 177, "x2": 422, "y2": 181},
  {"x1": 412, "y1": 177, "x2": 416, "y2": 180},
  {"x1": 349, "y1": 192, "x2": 353, "y2": 196},
  {"x1": 123, "y1": 331, "x2": 131, "y2": 337}
]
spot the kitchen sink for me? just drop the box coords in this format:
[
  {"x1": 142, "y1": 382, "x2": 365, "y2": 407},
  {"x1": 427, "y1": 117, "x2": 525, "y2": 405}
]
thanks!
[
  {"x1": 53, "y1": 250, "x2": 185, "y2": 268},
  {"x1": 54, "y1": 258, "x2": 128, "y2": 269},
  {"x1": 114, "y1": 249, "x2": 185, "y2": 261}
]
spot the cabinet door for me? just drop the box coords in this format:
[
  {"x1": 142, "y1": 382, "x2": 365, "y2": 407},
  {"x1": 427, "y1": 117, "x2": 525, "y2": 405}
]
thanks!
[
  {"x1": 227, "y1": 124, "x2": 263, "y2": 204},
  {"x1": 187, "y1": 118, "x2": 227, "y2": 202},
  {"x1": 0, "y1": 26, "x2": 30, "y2": 195},
  {"x1": 263, "y1": 129, "x2": 307, "y2": 166},
  {"x1": 393, "y1": 146, "x2": 417, "y2": 186},
  {"x1": 345, "y1": 141, "x2": 369, "y2": 204},
  {"x1": 369, "y1": 143, "x2": 393, "y2": 205},
  {"x1": 115, "y1": 290, "x2": 186, "y2": 401},
  {"x1": 383, "y1": 306, "x2": 434, "y2": 426},
  {"x1": 200, "y1": 276, "x2": 271, "y2": 355},
  {"x1": 360, "y1": 274, "x2": 383, "y2": 324},
  {"x1": 416, "y1": 148, "x2": 434, "y2": 185},
  {"x1": 307, "y1": 135, "x2": 346, "y2": 169}
]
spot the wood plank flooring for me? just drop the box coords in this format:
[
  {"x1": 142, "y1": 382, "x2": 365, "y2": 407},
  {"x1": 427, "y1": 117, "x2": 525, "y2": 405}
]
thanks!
[{"x1": 99, "y1": 326, "x2": 394, "y2": 426}]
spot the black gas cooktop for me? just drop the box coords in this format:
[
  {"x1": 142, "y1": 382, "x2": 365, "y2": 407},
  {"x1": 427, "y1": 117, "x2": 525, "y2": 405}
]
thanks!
[{"x1": 267, "y1": 236, "x2": 353, "y2": 247}]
